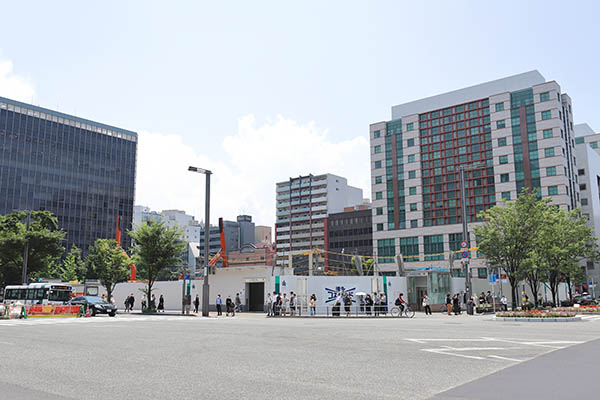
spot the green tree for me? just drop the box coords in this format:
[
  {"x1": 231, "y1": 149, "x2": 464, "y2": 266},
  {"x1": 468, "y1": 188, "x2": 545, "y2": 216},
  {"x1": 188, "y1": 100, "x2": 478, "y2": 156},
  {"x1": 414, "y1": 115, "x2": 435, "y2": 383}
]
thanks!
[
  {"x1": 475, "y1": 190, "x2": 547, "y2": 310},
  {"x1": 62, "y1": 245, "x2": 86, "y2": 282},
  {"x1": 129, "y1": 221, "x2": 186, "y2": 308},
  {"x1": 534, "y1": 208, "x2": 598, "y2": 306},
  {"x1": 86, "y1": 239, "x2": 130, "y2": 302},
  {"x1": 0, "y1": 210, "x2": 65, "y2": 288}
]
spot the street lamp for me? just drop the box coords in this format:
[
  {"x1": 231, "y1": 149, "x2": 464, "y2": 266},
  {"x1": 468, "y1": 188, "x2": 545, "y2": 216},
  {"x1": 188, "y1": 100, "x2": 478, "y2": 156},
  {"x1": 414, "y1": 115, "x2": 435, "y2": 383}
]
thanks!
[
  {"x1": 188, "y1": 165, "x2": 212, "y2": 317},
  {"x1": 459, "y1": 161, "x2": 486, "y2": 302}
]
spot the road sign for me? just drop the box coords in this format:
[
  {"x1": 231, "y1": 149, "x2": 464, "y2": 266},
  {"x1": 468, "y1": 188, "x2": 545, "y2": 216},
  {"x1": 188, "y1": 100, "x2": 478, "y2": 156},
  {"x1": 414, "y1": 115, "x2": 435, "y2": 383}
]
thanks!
[
  {"x1": 460, "y1": 241, "x2": 468, "y2": 249},
  {"x1": 488, "y1": 274, "x2": 498, "y2": 284},
  {"x1": 461, "y1": 251, "x2": 469, "y2": 259}
]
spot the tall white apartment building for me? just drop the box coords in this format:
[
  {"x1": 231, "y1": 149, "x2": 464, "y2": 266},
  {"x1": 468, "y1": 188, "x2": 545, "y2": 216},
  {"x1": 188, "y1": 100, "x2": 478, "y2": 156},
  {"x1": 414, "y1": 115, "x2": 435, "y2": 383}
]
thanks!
[
  {"x1": 574, "y1": 123, "x2": 600, "y2": 288},
  {"x1": 370, "y1": 71, "x2": 579, "y2": 278},
  {"x1": 275, "y1": 174, "x2": 363, "y2": 267}
]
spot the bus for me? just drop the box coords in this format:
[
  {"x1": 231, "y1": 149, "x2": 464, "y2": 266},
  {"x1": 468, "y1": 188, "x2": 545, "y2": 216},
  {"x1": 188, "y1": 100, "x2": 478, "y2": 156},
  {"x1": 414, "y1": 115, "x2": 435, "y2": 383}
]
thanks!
[{"x1": 3, "y1": 283, "x2": 73, "y2": 305}]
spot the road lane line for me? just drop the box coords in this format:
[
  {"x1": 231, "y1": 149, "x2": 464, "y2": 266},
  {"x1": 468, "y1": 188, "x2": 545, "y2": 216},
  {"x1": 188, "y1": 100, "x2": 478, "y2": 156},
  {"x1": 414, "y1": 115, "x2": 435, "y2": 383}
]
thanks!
[{"x1": 488, "y1": 355, "x2": 522, "y2": 362}]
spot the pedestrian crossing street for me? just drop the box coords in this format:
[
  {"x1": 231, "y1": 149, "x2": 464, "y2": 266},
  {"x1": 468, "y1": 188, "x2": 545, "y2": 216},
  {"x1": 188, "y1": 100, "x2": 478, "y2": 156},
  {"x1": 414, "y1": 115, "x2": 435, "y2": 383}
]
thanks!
[{"x1": 0, "y1": 314, "x2": 203, "y2": 326}]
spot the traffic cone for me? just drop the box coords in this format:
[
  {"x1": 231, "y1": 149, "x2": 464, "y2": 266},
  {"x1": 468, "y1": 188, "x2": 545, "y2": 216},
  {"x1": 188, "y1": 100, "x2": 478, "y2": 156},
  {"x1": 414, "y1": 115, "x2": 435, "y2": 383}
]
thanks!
[{"x1": 85, "y1": 305, "x2": 91, "y2": 318}]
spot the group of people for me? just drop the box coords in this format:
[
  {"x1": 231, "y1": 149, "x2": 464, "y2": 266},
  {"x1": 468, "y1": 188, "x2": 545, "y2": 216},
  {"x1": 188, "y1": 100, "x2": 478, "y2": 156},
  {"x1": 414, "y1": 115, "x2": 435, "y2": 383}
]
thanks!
[
  {"x1": 215, "y1": 293, "x2": 242, "y2": 316},
  {"x1": 123, "y1": 293, "x2": 135, "y2": 312},
  {"x1": 266, "y1": 292, "x2": 301, "y2": 317},
  {"x1": 445, "y1": 293, "x2": 463, "y2": 315},
  {"x1": 122, "y1": 293, "x2": 165, "y2": 312}
]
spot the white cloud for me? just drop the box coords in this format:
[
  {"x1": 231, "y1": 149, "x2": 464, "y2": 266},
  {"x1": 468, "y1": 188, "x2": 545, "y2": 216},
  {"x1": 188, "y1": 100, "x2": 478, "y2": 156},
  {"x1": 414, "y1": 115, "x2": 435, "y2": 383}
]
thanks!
[
  {"x1": 136, "y1": 115, "x2": 370, "y2": 229},
  {"x1": 0, "y1": 58, "x2": 35, "y2": 102}
]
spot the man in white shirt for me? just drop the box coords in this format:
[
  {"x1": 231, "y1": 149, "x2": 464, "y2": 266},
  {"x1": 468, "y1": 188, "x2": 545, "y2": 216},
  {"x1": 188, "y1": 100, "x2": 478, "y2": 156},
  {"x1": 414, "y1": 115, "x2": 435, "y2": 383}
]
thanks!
[{"x1": 266, "y1": 292, "x2": 273, "y2": 317}]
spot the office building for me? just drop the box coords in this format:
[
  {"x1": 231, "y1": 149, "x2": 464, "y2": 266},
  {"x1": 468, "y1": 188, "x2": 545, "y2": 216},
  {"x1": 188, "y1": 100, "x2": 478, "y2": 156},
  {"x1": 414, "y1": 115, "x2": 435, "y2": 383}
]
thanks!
[
  {"x1": 254, "y1": 225, "x2": 272, "y2": 244},
  {"x1": 0, "y1": 96, "x2": 137, "y2": 255},
  {"x1": 275, "y1": 173, "x2": 363, "y2": 268},
  {"x1": 327, "y1": 205, "x2": 373, "y2": 274},
  {"x1": 370, "y1": 71, "x2": 578, "y2": 275}
]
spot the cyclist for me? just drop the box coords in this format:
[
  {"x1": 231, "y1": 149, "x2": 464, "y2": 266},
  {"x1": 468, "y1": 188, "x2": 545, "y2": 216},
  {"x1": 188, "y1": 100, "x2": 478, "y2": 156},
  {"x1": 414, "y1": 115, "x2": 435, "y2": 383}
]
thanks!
[{"x1": 394, "y1": 293, "x2": 406, "y2": 312}]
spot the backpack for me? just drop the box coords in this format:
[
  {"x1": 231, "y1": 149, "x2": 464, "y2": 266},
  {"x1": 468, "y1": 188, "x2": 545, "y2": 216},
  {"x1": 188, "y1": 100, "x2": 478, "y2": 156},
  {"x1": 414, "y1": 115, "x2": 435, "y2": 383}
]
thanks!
[{"x1": 395, "y1": 298, "x2": 401, "y2": 306}]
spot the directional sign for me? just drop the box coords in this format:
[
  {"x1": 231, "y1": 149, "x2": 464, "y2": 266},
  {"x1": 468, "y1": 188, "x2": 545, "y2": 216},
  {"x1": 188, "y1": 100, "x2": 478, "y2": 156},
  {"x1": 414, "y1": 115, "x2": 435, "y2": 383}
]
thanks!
[
  {"x1": 461, "y1": 251, "x2": 469, "y2": 259},
  {"x1": 460, "y1": 241, "x2": 468, "y2": 249},
  {"x1": 488, "y1": 274, "x2": 498, "y2": 284}
]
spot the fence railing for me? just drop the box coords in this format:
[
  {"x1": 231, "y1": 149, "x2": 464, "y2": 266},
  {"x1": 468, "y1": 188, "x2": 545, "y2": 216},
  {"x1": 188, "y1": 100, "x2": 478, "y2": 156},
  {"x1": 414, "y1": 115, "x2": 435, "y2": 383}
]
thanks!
[{"x1": 265, "y1": 303, "x2": 410, "y2": 317}]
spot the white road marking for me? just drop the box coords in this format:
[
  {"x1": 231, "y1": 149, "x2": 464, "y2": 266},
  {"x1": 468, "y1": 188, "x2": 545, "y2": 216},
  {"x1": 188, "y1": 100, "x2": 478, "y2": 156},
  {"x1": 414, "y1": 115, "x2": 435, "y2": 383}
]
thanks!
[
  {"x1": 422, "y1": 349, "x2": 485, "y2": 360},
  {"x1": 488, "y1": 355, "x2": 522, "y2": 362}
]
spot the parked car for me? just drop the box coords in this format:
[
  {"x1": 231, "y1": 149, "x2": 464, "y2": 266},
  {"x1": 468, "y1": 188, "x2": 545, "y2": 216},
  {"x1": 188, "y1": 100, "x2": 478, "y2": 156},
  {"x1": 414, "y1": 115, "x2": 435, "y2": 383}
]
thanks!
[
  {"x1": 70, "y1": 296, "x2": 117, "y2": 316},
  {"x1": 573, "y1": 294, "x2": 597, "y2": 306}
]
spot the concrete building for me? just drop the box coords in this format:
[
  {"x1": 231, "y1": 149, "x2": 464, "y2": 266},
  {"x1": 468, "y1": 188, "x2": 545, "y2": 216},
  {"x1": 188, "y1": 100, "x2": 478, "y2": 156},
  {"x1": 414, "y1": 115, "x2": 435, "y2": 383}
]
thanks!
[
  {"x1": 574, "y1": 123, "x2": 600, "y2": 289},
  {"x1": 254, "y1": 225, "x2": 272, "y2": 244},
  {"x1": 228, "y1": 243, "x2": 276, "y2": 266},
  {"x1": 0, "y1": 96, "x2": 137, "y2": 256},
  {"x1": 275, "y1": 174, "x2": 364, "y2": 269},
  {"x1": 369, "y1": 71, "x2": 579, "y2": 302},
  {"x1": 327, "y1": 205, "x2": 373, "y2": 274}
]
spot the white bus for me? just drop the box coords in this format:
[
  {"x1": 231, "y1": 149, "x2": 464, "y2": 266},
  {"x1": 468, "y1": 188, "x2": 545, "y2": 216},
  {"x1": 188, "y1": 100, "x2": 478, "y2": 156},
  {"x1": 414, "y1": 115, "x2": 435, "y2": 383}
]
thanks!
[{"x1": 3, "y1": 283, "x2": 73, "y2": 305}]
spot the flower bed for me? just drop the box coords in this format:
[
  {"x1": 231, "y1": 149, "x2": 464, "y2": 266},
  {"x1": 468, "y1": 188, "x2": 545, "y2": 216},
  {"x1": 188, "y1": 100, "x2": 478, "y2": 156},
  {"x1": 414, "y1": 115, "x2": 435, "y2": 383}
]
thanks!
[
  {"x1": 496, "y1": 310, "x2": 576, "y2": 318},
  {"x1": 552, "y1": 306, "x2": 600, "y2": 314}
]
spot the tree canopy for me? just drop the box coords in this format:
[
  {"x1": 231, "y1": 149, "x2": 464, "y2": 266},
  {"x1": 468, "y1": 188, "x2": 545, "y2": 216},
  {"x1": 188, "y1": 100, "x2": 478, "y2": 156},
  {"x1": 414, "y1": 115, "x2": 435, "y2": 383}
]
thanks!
[{"x1": 86, "y1": 239, "x2": 130, "y2": 302}]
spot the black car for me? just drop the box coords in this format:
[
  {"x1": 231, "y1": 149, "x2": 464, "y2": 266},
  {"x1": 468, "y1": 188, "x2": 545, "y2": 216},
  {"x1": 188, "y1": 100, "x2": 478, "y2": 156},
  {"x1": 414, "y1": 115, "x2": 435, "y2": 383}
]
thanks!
[{"x1": 70, "y1": 296, "x2": 117, "y2": 316}]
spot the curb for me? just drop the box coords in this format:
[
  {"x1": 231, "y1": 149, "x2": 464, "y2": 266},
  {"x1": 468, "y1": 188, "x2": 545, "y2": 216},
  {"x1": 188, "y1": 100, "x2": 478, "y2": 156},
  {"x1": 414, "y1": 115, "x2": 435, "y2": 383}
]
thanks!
[{"x1": 493, "y1": 316, "x2": 582, "y2": 322}]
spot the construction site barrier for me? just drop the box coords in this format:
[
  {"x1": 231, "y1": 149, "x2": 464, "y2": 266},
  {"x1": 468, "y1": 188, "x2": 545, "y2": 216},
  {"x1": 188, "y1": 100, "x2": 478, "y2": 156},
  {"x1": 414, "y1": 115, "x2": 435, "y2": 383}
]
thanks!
[
  {"x1": 25, "y1": 304, "x2": 83, "y2": 318},
  {"x1": 0, "y1": 304, "x2": 27, "y2": 319}
]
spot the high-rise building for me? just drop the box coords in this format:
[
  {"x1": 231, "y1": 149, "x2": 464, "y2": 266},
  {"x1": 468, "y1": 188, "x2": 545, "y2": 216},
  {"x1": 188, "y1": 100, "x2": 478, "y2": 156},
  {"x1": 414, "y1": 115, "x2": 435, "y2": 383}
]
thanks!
[
  {"x1": 574, "y1": 123, "x2": 600, "y2": 287},
  {"x1": 327, "y1": 204, "x2": 373, "y2": 274},
  {"x1": 275, "y1": 173, "x2": 363, "y2": 268},
  {"x1": 0, "y1": 96, "x2": 137, "y2": 255},
  {"x1": 370, "y1": 71, "x2": 578, "y2": 273}
]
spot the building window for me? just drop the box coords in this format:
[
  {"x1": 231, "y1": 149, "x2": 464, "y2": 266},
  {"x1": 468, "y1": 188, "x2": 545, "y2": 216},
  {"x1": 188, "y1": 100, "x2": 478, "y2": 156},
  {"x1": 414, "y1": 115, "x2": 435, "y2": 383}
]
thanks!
[
  {"x1": 375, "y1": 176, "x2": 382, "y2": 184},
  {"x1": 400, "y1": 236, "x2": 419, "y2": 261},
  {"x1": 410, "y1": 203, "x2": 417, "y2": 211},
  {"x1": 548, "y1": 186, "x2": 559, "y2": 195},
  {"x1": 408, "y1": 170, "x2": 416, "y2": 179},
  {"x1": 575, "y1": 137, "x2": 585, "y2": 144},
  {"x1": 500, "y1": 173, "x2": 509, "y2": 182},
  {"x1": 578, "y1": 169, "x2": 585, "y2": 176},
  {"x1": 376, "y1": 223, "x2": 384, "y2": 232},
  {"x1": 478, "y1": 268, "x2": 488, "y2": 279},
  {"x1": 580, "y1": 184, "x2": 586, "y2": 191},
  {"x1": 374, "y1": 130, "x2": 381, "y2": 138},
  {"x1": 410, "y1": 220, "x2": 418, "y2": 228},
  {"x1": 540, "y1": 92, "x2": 550, "y2": 102},
  {"x1": 406, "y1": 122, "x2": 414, "y2": 131},
  {"x1": 496, "y1": 120, "x2": 506, "y2": 129},
  {"x1": 374, "y1": 161, "x2": 382, "y2": 169},
  {"x1": 495, "y1": 102, "x2": 504, "y2": 112},
  {"x1": 587, "y1": 261, "x2": 594, "y2": 270},
  {"x1": 545, "y1": 148, "x2": 555, "y2": 157},
  {"x1": 376, "y1": 207, "x2": 383, "y2": 215},
  {"x1": 407, "y1": 154, "x2": 415, "y2": 163},
  {"x1": 591, "y1": 142, "x2": 599, "y2": 149},
  {"x1": 498, "y1": 137, "x2": 507, "y2": 147},
  {"x1": 407, "y1": 138, "x2": 415, "y2": 147},
  {"x1": 377, "y1": 238, "x2": 395, "y2": 262},
  {"x1": 546, "y1": 167, "x2": 556, "y2": 176},
  {"x1": 424, "y1": 234, "x2": 444, "y2": 261},
  {"x1": 582, "y1": 198, "x2": 588, "y2": 206},
  {"x1": 409, "y1": 187, "x2": 417, "y2": 195},
  {"x1": 374, "y1": 145, "x2": 382, "y2": 154},
  {"x1": 499, "y1": 155, "x2": 508, "y2": 164},
  {"x1": 501, "y1": 192, "x2": 511, "y2": 201},
  {"x1": 375, "y1": 192, "x2": 383, "y2": 200},
  {"x1": 541, "y1": 110, "x2": 552, "y2": 120},
  {"x1": 448, "y1": 233, "x2": 465, "y2": 251},
  {"x1": 543, "y1": 129, "x2": 553, "y2": 139}
]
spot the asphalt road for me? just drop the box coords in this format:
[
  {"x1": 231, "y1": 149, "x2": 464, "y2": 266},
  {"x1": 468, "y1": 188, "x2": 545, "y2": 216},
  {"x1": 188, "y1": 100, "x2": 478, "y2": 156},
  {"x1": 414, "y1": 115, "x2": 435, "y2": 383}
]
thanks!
[{"x1": 1, "y1": 312, "x2": 599, "y2": 399}]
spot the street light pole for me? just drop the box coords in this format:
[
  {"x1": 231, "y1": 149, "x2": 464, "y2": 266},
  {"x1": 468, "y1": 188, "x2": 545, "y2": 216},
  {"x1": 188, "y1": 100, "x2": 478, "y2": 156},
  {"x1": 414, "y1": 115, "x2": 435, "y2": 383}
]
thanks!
[
  {"x1": 459, "y1": 166, "x2": 471, "y2": 302},
  {"x1": 22, "y1": 210, "x2": 31, "y2": 284},
  {"x1": 189, "y1": 166, "x2": 212, "y2": 317}
]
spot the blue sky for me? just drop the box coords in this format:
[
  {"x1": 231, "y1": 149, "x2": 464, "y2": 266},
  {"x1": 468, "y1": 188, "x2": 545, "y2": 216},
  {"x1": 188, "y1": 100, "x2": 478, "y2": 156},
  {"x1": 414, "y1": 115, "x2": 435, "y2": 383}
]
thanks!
[{"x1": 1, "y1": 1, "x2": 599, "y2": 227}]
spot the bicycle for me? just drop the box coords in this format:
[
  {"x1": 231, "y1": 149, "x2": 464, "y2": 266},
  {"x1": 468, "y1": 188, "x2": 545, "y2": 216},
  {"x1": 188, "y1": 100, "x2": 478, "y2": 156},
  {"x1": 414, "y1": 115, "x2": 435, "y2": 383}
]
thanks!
[{"x1": 390, "y1": 304, "x2": 415, "y2": 318}]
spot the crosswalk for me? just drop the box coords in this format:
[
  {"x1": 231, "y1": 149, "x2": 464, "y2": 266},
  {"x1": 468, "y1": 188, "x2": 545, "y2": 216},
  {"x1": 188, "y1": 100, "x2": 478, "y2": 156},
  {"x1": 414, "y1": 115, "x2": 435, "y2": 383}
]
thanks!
[
  {"x1": 580, "y1": 315, "x2": 600, "y2": 322},
  {"x1": 0, "y1": 314, "x2": 202, "y2": 327}
]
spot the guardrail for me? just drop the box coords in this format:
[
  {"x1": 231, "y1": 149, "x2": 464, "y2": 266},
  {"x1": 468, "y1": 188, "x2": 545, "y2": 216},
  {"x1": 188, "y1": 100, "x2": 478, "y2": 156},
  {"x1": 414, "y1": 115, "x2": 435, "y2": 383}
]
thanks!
[
  {"x1": 265, "y1": 304, "x2": 412, "y2": 317},
  {"x1": 0, "y1": 304, "x2": 84, "y2": 319}
]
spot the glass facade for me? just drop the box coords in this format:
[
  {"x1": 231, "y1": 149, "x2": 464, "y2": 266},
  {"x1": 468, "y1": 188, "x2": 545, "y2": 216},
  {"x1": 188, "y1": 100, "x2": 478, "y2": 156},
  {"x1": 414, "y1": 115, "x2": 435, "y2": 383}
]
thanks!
[
  {"x1": 0, "y1": 97, "x2": 137, "y2": 255},
  {"x1": 385, "y1": 119, "x2": 405, "y2": 230},
  {"x1": 510, "y1": 88, "x2": 540, "y2": 195}
]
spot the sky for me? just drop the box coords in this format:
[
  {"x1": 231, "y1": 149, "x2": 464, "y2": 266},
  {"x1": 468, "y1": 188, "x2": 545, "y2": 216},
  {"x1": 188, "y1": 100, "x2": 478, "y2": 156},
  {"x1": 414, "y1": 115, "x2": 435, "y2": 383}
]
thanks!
[{"x1": 1, "y1": 1, "x2": 600, "y2": 228}]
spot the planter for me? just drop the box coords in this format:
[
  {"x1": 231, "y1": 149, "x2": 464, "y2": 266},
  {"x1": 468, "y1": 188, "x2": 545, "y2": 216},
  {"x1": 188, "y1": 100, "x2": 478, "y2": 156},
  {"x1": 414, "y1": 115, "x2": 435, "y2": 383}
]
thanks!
[{"x1": 494, "y1": 316, "x2": 582, "y2": 322}]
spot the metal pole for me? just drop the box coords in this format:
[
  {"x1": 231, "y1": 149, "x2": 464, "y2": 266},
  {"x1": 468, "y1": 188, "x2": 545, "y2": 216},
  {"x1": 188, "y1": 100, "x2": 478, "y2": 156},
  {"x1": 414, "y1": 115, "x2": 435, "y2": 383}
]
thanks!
[
  {"x1": 22, "y1": 211, "x2": 31, "y2": 284},
  {"x1": 202, "y1": 172, "x2": 211, "y2": 317},
  {"x1": 459, "y1": 167, "x2": 471, "y2": 301},
  {"x1": 181, "y1": 275, "x2": 186, "y2": 315}
]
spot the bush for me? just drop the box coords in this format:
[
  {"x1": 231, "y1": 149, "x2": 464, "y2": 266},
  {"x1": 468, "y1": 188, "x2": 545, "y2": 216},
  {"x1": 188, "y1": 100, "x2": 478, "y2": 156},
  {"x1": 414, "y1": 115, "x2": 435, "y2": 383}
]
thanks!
[
  {"x1": 142, "y1": 307, "x2": 157, "y2": 314},
  {"x1": 496, "y1": 310, "x2": 576, "y2": 318}
]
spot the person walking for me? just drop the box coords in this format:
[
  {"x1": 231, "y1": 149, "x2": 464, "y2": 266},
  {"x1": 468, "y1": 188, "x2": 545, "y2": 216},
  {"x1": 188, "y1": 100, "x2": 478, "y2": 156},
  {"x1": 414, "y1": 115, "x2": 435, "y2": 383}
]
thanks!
[
  {"x1": 235, "y1": 293, "x2": 242, "y2": 313},
  {"x1": 343, "y1": 293, "x2": 352, "y2": 317},
  {"x1": 521, "y1": 291, "x2": 529, "y2": 311},
  {"x1": 226, "y1": 296, "x2": 234, "y2": 316},
  {"x1": 124, "y1": 295, "x2": 130, "y2": 312},
  {"x1": 500, "y1": 295, "x2": 508, "y2": 311},
  {"x1": 129, "y1": 294, "x2": 135, "y2": 312},
  {"x1": 151, "y1": 294, "x2": 156, "y2": 309},
  {"x1": 193, "y1": 294, "x2": 200, "y2": 313},
  {"x1": 380, "y1": 292, "x2": 387, "y2": 315},
  {"x1": 373, "y1": 293, "x2": 380, "y2": 316},
  {"x1": 281, "y1": 294, "x2": 288, "y2": 317},
  {"x1": 422, "y1": 293, "x2": 431, "y2": 315},
  {"x1": 216, "y1": 294, "x2": 223, "y2": 316},
  {"x1": 266, "y1": 292, "x2": 273, "y2": 317},
  {"x1": 157, "y1": 295, "x2": 165, "y2": 312},
  {"x1": 452, "y1": 294, "x2": 460, "y2": 315},
  {"x1": 359, "y1": 295, "x2": 365, "y2": 314},
  {"x1": 309, "y1": 294, "x2": 316, "y2": 316},
  {"x1": 446, "y1": 293, "x2": 452, "y2": 315},
  {"x1": 289, "y1": 292, "x2": 296, "y2": 316}
]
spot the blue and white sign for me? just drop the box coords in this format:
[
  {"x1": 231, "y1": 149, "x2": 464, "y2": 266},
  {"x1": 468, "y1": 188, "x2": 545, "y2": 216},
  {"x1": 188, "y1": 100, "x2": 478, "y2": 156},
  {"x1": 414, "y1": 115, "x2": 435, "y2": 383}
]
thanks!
[{"x1": 488, "y1": 274, "x2": 498, "y2": 284}]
